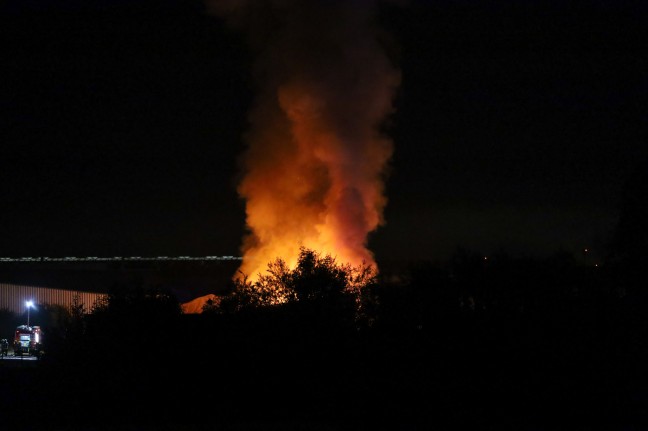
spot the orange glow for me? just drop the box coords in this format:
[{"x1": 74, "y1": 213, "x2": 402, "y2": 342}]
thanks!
[
  {"x1": 237, "y1": 82, "x2": 397, "y2": 281},
  {"x1": 230, "y1": 3, "x2": 400, "y2": 282}
]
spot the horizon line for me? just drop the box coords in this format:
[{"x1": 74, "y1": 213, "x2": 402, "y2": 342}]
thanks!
[{"x1": 0, "y1": 256, "x2": 243, "y2": 263}]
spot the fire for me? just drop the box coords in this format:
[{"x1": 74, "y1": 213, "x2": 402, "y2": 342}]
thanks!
[{"x1": 210, "y1": 1, "x2": 400, "y2": 281}]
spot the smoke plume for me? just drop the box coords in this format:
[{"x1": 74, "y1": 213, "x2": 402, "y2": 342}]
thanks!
[{"x1": 209, "y1": 0, "x2": 401, "y2": 280}]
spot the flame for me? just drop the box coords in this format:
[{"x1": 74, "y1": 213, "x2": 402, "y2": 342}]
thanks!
[{"x1": 210, "y1": 1, "x2": 400, "y2": 281}]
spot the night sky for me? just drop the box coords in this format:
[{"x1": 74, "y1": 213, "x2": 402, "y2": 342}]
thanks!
[{"x1": 2, "y1": 0, "x2": 646, "y2": 265}]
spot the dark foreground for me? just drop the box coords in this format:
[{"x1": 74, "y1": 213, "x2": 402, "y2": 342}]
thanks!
[
  {"x1": 1, "y1": 252, "x2": 648, "y2": 431},
  {"x1": 1, "y1": 302, "x2": 647, "y2": 431}
]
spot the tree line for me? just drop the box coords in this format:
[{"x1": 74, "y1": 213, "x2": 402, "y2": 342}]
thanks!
[{"x1": 1, "y1": 242, "x2": 646, "y2": 430}]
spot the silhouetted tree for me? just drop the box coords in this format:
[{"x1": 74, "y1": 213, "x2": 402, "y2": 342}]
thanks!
[
  {"x1": 218, "y1": 247, "x2": 378, "y2": 326},
  {"x1": 64, "y1": 294, "x2": 87, "y2": 341},
  {"x1": 75, "y1": 281, "x2": 182, "y2": 366}
]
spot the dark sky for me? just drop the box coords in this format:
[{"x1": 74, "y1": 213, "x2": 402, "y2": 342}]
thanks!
[{"x1": 2, "y1": 0, "x2": 646, "y2": 264}]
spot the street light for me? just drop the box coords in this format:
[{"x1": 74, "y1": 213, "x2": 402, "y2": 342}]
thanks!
[{"x1": 25, "y1": 300, "x2": 34, "y2": 327}]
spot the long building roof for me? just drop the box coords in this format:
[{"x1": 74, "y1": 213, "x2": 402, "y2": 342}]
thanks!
[{"x1": 0, "y1": 257, "x2": 242, "y2": 303}]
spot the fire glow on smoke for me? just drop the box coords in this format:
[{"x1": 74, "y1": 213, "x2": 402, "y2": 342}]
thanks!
[{"x1": 211, "y1": 0, "x2": 401, "y2": 280}]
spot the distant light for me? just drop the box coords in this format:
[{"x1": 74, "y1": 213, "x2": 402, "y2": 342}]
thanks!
[
  {"x1": 25, "y1": 301, "x2": 34, "y2": 308},
  {"x1": 483, "y1": 256, "x2": 488, "y2": 260}
]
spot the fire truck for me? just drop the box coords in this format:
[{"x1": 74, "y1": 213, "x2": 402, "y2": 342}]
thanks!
[{"x1": 13, "y1": 325, "x2": 43, "y2": 358}]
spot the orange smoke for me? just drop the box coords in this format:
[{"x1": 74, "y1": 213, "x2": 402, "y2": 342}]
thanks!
[{"x1": 210, "y1": 1, "x2": 400, "y2": 281}]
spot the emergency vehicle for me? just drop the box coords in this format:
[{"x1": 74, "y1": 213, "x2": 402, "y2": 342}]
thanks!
[{"x1": 13, "y1": 325, "x2": 43, "y2": 358}]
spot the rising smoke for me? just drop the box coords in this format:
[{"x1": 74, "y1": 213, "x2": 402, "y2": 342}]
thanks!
[{"x1": 209, "y1": 0, "x2": 401, "y2": 280}]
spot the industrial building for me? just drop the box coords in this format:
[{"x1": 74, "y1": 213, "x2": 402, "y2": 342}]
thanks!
[{"x1": 0, "y1": 256, "x2": 241, "y2": 314}]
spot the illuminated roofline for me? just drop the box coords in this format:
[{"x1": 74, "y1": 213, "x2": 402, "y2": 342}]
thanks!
[{"x1": 0, "y1": 256, "x2": 242, "y2": 262}]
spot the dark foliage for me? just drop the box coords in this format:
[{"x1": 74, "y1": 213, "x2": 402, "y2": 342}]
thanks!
[
  {"x1": 216, "y1": 247, "x2": 377, "y2": 329},
  {"x1": 2, "y1": 247, "x2": 647, "y2": 431}
]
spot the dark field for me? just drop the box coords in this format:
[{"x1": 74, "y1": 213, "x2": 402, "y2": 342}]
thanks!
[{"x1": 1, "y1": 254, "x2": 647, "y2": 431}]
